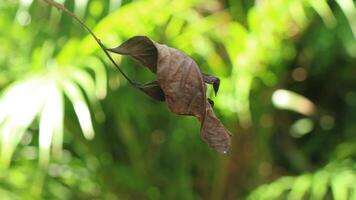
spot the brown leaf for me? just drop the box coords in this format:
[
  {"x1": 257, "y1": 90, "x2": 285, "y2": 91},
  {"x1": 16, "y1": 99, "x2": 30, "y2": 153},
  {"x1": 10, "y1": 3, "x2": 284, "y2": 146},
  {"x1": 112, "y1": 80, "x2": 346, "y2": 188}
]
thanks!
[
  {"x1": 202, "y1": 73, "x2": 220, "y2": 95},
  {"x1": 207, "y1": 98, "x2": 214, "y2": 107},
  {"x1": 201, "y1": 103, "x2": 231, "y2": 153},
  {"x1": 134, "y1": 80, "x2": 165, "y2": 101},
  {"x1": 107, "y1": 36, "x2": 158, "y2": 73},
  {"x1": 108, "y1": 36, "x2": 231, "y2": 153}
]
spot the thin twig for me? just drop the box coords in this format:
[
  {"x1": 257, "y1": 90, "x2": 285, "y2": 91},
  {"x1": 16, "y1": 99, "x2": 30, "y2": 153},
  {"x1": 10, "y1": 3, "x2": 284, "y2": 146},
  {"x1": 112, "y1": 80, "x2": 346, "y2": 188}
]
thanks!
[{"x1": 42, "y1": 0, "x2": 135, "y2": 85}]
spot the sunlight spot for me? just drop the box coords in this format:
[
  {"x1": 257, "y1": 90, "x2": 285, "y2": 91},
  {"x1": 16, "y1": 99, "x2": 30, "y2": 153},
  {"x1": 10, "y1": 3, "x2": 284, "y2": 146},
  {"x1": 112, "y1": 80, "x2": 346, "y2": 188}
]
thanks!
[
  {"x1": 290, "y1": 118, "x2": 314, "y2": 138},
  {"x1": 292, "y1": 67, "x2": 307, "y2": 82},
  {"x1": 272, "y1": 90, "x2": 290, "y2": 107},
  {"x1": 16, "y1": 10, "x2": 31, "y2": 26},
  {"x1": 237, "y1": 55, "x2": 248, "y2": 67},
  {"x1": 272, "y1": 89, "x2": 315, "y2": 116},
  {"x1": 320, "y1": 115, "x2": 334, "y2": 130},
  {"x1": 21, "y1": 146, "x2": 37, "y2": 160},
  {"x1": 20, "y1": 0, "x2": 33, "y2": 6},
  {"x1": 75, "y1": 0, "x2": 89, "y2": 18},
  {"x1": 110, "y1": 0, "x2": 122, "y2": 12}
]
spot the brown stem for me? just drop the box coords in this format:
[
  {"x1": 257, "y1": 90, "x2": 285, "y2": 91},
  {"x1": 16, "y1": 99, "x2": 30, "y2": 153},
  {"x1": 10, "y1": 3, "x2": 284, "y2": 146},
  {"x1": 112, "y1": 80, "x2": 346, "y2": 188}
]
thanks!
[{"x1": 42, "y1": 0, "x2": 135, "y2": 85}]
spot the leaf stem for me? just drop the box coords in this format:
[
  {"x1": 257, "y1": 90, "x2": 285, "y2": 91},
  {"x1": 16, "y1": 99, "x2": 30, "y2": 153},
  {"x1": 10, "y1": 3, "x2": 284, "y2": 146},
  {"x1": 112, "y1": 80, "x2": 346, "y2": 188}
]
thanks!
[{"x1": 42, "y1": 0, "x2": 135, "y2": 85}]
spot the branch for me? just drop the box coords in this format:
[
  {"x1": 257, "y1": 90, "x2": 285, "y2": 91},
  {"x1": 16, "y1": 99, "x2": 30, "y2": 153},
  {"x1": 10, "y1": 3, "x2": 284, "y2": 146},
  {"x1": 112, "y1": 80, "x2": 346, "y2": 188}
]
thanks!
[{"x1": 42, "y1": 0, "x2": 135, "y2": 85}]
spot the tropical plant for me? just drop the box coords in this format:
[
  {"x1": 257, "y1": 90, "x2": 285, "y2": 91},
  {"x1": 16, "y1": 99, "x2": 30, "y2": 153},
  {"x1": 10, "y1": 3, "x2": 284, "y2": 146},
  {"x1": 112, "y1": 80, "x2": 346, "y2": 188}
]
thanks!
[{"x1": 0, "y1": 0, "x2": 355, "y2": 199}]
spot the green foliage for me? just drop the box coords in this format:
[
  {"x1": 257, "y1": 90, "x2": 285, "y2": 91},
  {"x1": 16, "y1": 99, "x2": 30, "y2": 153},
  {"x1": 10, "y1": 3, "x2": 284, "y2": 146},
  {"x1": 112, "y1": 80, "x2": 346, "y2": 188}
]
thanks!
[
  {"x1": 248, "y1": 160, "x2": 356, "y2": 200},
  {"x1": 0, "y1": 0, "x2": 355, "y2": 199},
  {"x1": 249, "y1": 138, "x2": 356, "y2": 200}
]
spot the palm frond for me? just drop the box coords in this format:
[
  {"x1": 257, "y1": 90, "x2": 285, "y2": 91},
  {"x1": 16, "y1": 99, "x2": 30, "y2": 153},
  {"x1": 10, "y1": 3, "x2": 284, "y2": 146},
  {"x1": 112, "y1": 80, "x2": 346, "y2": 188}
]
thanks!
[
  {"x1": 0, "y1": 47, "x2": 106, "y2": 168},
  {"x1": 0, "y1": 76, "x2": 47, "y2": 167},
  {"x1": 59, "y1": 79, "x2": 95, "y2": 140},
  {"x1": 39, "y1": 81, "x2": 63, "y2": 165}
]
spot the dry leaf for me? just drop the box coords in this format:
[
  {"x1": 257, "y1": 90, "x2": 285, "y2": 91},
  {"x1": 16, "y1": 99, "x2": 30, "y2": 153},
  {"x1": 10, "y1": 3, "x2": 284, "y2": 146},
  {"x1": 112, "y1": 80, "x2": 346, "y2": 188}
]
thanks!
[
  {"x1": 107, "y1": 36, "x2": 231, "y2": 153},
  {"x1": 133, "y1": 80, "x2": 165, "y2": 101}
]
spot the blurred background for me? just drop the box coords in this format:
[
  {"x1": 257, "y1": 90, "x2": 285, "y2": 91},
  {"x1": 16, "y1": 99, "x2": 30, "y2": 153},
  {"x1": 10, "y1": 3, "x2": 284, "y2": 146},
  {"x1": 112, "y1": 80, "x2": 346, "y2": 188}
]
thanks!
[{"x1": 0, "y1": 0, "x2": 355, "y2": 199}]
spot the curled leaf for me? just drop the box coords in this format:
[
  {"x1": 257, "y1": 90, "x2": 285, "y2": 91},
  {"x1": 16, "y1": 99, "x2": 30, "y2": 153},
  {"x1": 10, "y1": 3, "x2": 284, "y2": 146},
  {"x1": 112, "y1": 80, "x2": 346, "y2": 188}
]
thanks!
[
  {"x1": 207, "y1": 98, "x2": 214, "y2": 108},
  {"x1": 109, "y1": 36, "x2": 231, "y2": 153},
  {"x1": 202, "y1": 73, "x2": 220, "y2": 95},
  {"x1": 133, "y1": 80, "x2": 165, "y2": 101},
  {"x1": 107, "y1": 36, "x2": 157, "y2": 73}
]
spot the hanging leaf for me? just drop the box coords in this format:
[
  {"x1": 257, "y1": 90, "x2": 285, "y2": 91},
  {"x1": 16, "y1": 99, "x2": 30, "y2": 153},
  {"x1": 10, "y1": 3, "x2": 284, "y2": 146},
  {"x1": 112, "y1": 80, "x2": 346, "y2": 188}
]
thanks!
[
  {"x1": 207, "y1": 98, "x2": 214, "y2": 107},
  {"x1": 133, "y1": 80, "x2": 165, "y2": 101},
  {"x1": 108, "y1": 36, "x2": 231, "y2": 153},
  {"x1": 202, "y1": 73, "x2": 220, "y2": 95},
  {"x1": 107, "y1": 36, "x2": 158, "y2": 73}
]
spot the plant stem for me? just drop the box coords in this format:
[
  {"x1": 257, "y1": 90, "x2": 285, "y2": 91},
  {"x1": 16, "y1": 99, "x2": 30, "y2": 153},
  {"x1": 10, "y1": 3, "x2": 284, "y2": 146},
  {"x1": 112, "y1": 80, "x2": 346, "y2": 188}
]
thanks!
[{"x1": 42, "y1": 0, "x2": 135, "y2": 85}]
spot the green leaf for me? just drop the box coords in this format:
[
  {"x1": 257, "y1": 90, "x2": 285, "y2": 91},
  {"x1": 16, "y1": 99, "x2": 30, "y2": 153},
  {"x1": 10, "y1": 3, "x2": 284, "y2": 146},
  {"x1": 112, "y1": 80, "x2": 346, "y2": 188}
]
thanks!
[
  {"x1": 60, "y1": 79, "x2": 95, "y2": 140},
  {"x1": 0, "y1": 77, "x2": 47, "y2": 167},
  {"x1": 39, "y1": 82, "x2": 63, "y2": 166}
]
